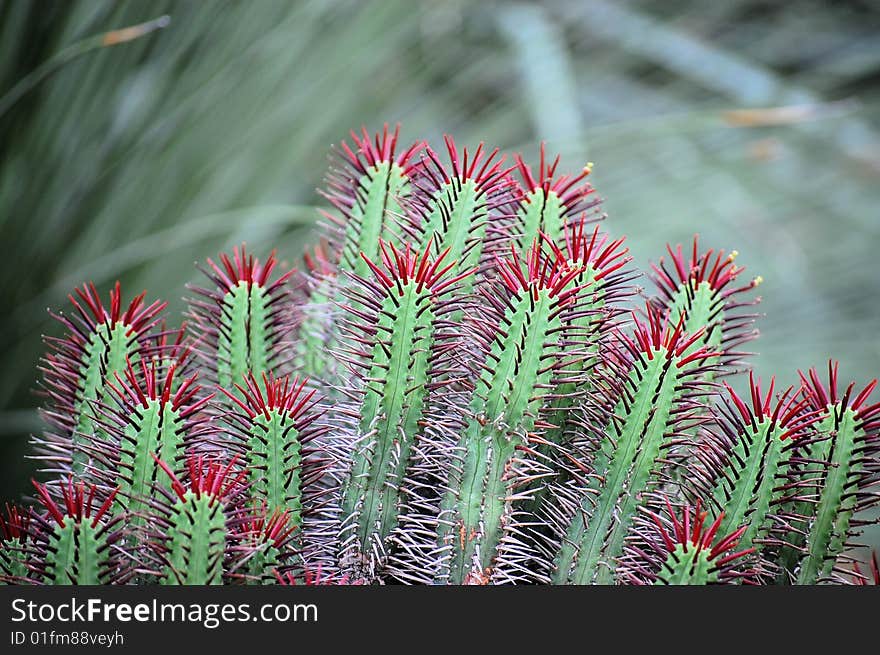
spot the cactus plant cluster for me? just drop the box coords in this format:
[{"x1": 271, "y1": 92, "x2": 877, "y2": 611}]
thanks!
[{"x1": 2, "y1": 125, "x2": 877, "y2": 586}]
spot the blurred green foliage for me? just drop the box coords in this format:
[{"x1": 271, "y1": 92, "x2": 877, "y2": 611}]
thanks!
[{"x1": 1, "y1": 0, "x2": 878, "y2": 554}]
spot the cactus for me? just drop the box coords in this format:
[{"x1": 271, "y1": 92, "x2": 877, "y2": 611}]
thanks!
[
  {"x1": 323, "y1": 126, "x2": 423, "y2": 283},
  {"x1": 145, "y1": 455, "x2": 248, "y2": 585},
  {"x1": 417, "y1": 238, "x2": 589, "y2": 584},
  {"x1": 776, "y1": 362, "x2": 880, "y2": 583},
  {"x1": 188, "y1": 245, "x2": 297, "y2": 397},
  {"x1": 336, "y1": 239, "x2": 472, "y2": 574},
  {"x1": 237, "y1": 507, "x2": 298, "y2": 584},
  {"x1": 2, "y1": 125, "x2": 877, "y2": 586},
  {"x1": 83, "y1": 359, "x2": 211, "y2": 535},
  {"x1": 219, "y1": 372, "x2": 327, "y2": 548},
  {"x1": 0, "y1": 505, "x2": 31, "y2": 583},
  {"x1": 548, "y1": 303, "x2": 721, "y2": 585},
  {"x1": 620, "y1": 499, "x2": 756, "y2": 585},
  {"x1": 513, "y1": 144, "x2": 602, "y2": 247},
  {"x1": 650, "y1": 237, "x2": 761, "y2": 371},
  {"x1": 27, "y1": 479, "x2": 127, "y2": 585},
  {"x1": 684, "y1": 374, "x2": 822, "y2": 577},
  {"x1": 36, "y1": 282, "x2": 166, "y2": 475}
]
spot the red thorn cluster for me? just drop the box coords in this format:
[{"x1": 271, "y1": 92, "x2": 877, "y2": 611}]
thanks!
[
  {"x1": 303, "y1": 240, "x2": 336, "y2": 278},
  {"x1": 420, "y1": 135, "x2": 510, "y2": 193},
  {"x1": 31, "y1": 479, "x2": 118, "y2": 530},
  {"x1": 799, "y1": 360, "x2": 878, "y2": 425},
  {"x1": 619, "y1": 304, "x2": 717, "y2": 369},
  {"x1": 0, "y1": 504, "x2": 30, "y2": 543},
  {"x1": 68, "y1": 281, "x2": 167, "y2": 337},
  {"x1": 723, "y1": 372, "x2": 820, "y2": 441},
  {"x1": 650, "y1": 498, "x2": 754, "y2": 569},
  {"x1": 108, "y1": 358, "x2": 209, "y2": 418},
  {"x1": 558, "y1": 218, "x2": 629, "y2": 280},
  {"x1": 341, "y1": 123, "x2": 424, "y2": 176},
  {"x1": 514, "y1": 142, "x2": 595, "y2": 211},
  {"x1": 360, "y1": 238, "x2": 473, "y2": 297},
  {"x1": 495, "y1": 238, "x2": 584, "y2": 304},
  {"x1": 651, "y1": 236, "x2": 758, "y2": 299},
  {"x1": 153, "y1": 454, "x2": 246, "y2": 505},
  {"x1": 205, "y1": 245, "x2": 294, "y2": 294},
  {"x1": 242, "y1": 506, "x2": 297, "y2": 550},
  {"x1": 222, "y1": 373, "x2": 316, "y2": 423}
]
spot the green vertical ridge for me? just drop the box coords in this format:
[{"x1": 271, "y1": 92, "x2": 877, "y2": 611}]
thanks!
[
  {"x1": 72, "y1": 322, "x2": 140, "y2": 472},
  {"x1": 554, "y1": 348, "x2": 690, "y2": 585},
  {"x1": 341, "y1": 279, "x2": 435, "y2": 558},
  {"x1": 442, "y1": 290, "x2": 560, "y2": 584},
  {"x1": 161, "y1": 494, "x2": 226, "y2": 585}
]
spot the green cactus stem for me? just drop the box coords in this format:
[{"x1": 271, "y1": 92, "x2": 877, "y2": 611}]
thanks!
[
  {"x1": 513, "y1": 144, "x2": 602, "y2": 248},
  {"x1": 336, "y1": 239, "x2": 472, "y2": 574},
  {"x1": 37, "y1": 282, "x2": 166, "y2": 475},
  {"x1": 778, "y1": 363, "x2": 880, "y2": 584},
  {"x1": 220, "y1": 372, "x2": 325, "y2": 534},
  {"x1": 0, "y1": 504, "x2": 31, "y2": 584},
  {"x1": 620, "y1": 499, "x2": 755, "y2": 585},
  {"x1": 685, "y1": 374, "x2": 821, "y2": 575},
  {"x1": 188, "y1": 245, "x2": 296, "y2": 397},
  {"x1": 651, "y1": 237, "x2": 761, "y2": 372},
  {"x1": 325, "y1": 125, "x2": 423, "y2": 282},
  {"x1": 405, "y1": 136, "x2": 517, "y2": 286},
  {"x1": 551, "y1": 304, "x2": 720, "y2": 585},
  {"x1": 306, "y1": 127, "x2": 423, "y2": 382},
  {"x1": 150, "y1": 455, "x2": 248, "y2": 585},
  {"x1": 238, "y1": 507, "x2": 297, "y2": 585},
  {"x1": 431, "y1": 240, "x2": 586, "y2": 584},
  {"x1": 79, "y1": 359, "x2": 210, "y2": 537},
  {"x1": 540, "y1": 220, "x2": 632, "y2": 451},
  {"x1": 28, "y1": 480, "x2": 125, "y2": 585}
]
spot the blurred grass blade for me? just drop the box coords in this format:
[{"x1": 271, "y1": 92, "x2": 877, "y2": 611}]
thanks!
[{"x1": 0, "y1": 14, "x2": 170, "y2": 118}]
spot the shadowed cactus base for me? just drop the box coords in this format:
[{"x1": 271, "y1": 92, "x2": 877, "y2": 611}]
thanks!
[{"x1": 1, "y1": 126, "x2": 877, "y2": 585}]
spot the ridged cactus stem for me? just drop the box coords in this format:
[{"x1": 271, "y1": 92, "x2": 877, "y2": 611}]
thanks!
[
  {"x1": 623, "y1": 500, "x2": 754, "y2": 585},
  {"x1": 82, "y1": 359, "x2": 209, "y2": 538},
  {"x1": 152, "y1": 456, "x2": 246, "y2": 585},
  {"x1": 0, "y1": 505, "x2": 30, "y2": 583},
  {"x1": 540, "y1": 222, "x2": 631, "y2": 450},
  {"x1": 220, "y1": 373, "x2": 322, "y2": 532},
  {"x1": 39, "y1": 282, "x2": 166, "y2": 475},
  {"x1": 513, "y1": 144, "x2": 600, "y2": 249},
  {"x1": 325, "y1": 126, "x2": 422, "y2": 285},
  {"x1": 651, "y1": 237, "x2": 761, "y2": 372},
  {"x1": 440, "y1": 241, "x2": 584, "y2": 584},
  {"x1": 188, "y1": 246, "x2": 295, "y2": 403},
  {"x1": 338, "y1": 240, "x2": 470, "y2": 569},
  {"x1": 782, "y1": 363, "x2": 880, "y2": 584},
  {"x1": 30, "y1": 480, "x2": 121, "y2": 585},
  {"x1": 313, "y1": 126, "x2": 423, "y2": 382},
  {"x1": 708, "y1": 377, "x2": 818, "y2": 555},
  {"x1": 409, "y1": 137, "x2": 514, "y2": 280},
  {"x1": 164, "y1": 493, "x2": 226, "y2": 585},
  {"x1": 553, "y1": 306, "x2": 719, "y2": 585}
]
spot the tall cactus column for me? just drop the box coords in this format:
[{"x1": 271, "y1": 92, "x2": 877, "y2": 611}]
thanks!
[
  {"x1": 335, "y1": 240, "x2": 472, "y2": 576},
  {"x1": 550, "y1": 305, "x2": 720, "y2": 584},
  {"x1": 435, "y1": 240, "x2": 587, "y2": 584}
]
